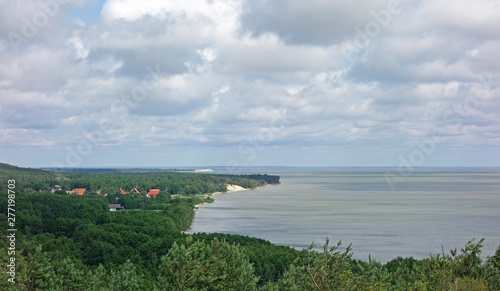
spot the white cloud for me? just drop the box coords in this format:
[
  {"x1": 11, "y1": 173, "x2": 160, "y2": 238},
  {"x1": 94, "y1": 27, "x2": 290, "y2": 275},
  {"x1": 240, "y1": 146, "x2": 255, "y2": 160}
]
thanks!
[
  {"x1": 101, "y1": 0, "x2": 243, "y2": 36},
  {"x1": 0, "y1": 0, "x2": 499, "y2": 167},
  {"x1": 69, "y1": 34, "x2": 89, "y2": 59}
]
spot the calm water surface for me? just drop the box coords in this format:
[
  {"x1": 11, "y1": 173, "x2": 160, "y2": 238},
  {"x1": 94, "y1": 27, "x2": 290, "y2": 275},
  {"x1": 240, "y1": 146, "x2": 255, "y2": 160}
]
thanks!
[{"x1": 187, "y1": 168, "x2": 500, "y2": 262}]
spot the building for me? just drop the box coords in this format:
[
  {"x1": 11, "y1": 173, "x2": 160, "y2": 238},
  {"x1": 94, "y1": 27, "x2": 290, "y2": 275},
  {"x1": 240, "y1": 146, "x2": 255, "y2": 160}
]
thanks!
[
  {"x1": 109, "y1": 204, "x2": 123, "y2": 211},
  {"x1": 148, "y1": 189, "x2": 160, "y2": 197},
  {"x1": 120, "y1": 188, "x2": 130, "y2": 194},
  {"x1": 51, "y1": 185, "x2": 62, "y2": 193},
  {"x1": 67, "y1": 188, "x2": 86, "y2": 195},
  {"x1": 131, "y1": 188, "x2": 140, "y2": 194},
  {"x1": 74, "y1": 188, "x2": 86, "y2": 196}
]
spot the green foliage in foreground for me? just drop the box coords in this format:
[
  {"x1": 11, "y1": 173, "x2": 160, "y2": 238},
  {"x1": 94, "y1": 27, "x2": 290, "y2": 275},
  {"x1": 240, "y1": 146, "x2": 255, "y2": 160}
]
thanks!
[
  {"x1": 0, "y1": 163, "x2": 499, "y2": 290},
  {"x1": 1, "y1": 233, "x2": 499, "y2": 290},
  {"x1": 157, "y1": 237, "x2": 258, "y2": 290}
]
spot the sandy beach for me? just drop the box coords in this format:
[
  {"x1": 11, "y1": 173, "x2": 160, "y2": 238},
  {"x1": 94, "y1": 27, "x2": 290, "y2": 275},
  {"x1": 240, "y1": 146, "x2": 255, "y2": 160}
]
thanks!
[
  {"x1": 225, "y1": 184, "x2": 249, "y2": 192},
  {"x1": 193, "y1": 184, "x2": 269, "y2": 209}
]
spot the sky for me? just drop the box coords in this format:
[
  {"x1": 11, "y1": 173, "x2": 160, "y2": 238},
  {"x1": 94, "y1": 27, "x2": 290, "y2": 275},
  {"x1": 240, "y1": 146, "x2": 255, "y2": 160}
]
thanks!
[{"x1": 0, "y1": 0, "x2": 499, "y2": 169}]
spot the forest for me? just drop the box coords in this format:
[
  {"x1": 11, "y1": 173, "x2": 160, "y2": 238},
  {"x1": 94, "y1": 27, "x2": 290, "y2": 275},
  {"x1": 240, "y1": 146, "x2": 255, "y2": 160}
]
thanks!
[{"x1": 0, "y1": 162, "x2": 499, "y2": 290}]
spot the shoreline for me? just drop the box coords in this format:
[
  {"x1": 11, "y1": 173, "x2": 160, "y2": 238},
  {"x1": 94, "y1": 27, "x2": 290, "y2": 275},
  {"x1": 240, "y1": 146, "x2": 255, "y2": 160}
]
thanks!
[
  {"x1": 193, "y1": 183, "x2": 272, "y2": 209},
  {"x1": 185, "y1": 183, "x2": 275, "y2": 234}
]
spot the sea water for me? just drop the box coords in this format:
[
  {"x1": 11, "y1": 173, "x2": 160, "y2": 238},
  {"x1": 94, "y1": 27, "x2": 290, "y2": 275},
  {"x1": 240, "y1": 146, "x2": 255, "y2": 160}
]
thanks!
[{"x1": 187, "y1": 168, "x2": 500, "y2": 262}]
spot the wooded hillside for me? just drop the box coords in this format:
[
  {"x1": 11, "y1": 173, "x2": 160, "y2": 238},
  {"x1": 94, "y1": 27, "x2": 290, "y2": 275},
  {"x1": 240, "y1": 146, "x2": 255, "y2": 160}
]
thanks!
[{"x1": 0, "y1": 163, "x2": 498, "y2": 290}]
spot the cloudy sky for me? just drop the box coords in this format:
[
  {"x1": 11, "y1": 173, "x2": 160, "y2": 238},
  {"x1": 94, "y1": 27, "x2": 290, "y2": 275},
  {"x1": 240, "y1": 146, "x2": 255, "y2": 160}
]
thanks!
[{"x1": 1, "y1": 0, "x2": 499, "y2": 168}]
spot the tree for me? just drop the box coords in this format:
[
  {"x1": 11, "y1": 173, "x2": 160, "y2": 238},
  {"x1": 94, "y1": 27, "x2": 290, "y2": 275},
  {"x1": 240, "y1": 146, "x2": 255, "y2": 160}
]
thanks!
[
  {"x1": 25, "y1": 245, "x2": 58, "y2": 290},
  {"x1": 267, "y1": 238, "x2": 358, "y2": 291},
  {"x1": 157, "y1": 237, "x2": 258, "y2": 290},
  {"x1": 109, "y1": 260, "x2": 145, "y2": 291},
  {"x1": 448, "y1": 238, "x2": 485, "y2": 278},
  {"x1": 484, "y1": 245, "x2": 500, "y2": 291},
  {"x1": 87, "y1": 264, "x2": 109, "y2": 290},
  {"x1": 53, "y1": 257, "x2": 87, "y2": 291}
]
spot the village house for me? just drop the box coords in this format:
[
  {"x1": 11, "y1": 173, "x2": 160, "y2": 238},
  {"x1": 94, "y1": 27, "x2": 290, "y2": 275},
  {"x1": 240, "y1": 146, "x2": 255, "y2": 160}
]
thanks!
[
  {"x1": 131, "y1": 188, "x2": 140, "y2": 194},
  {"x1": 74, "y1": 188, "x2": 86, "y2": 195},
  {"x1": 67, "y1": 188, "x2": 86, "y2": 195},
  {"x1": 51, "y1": 185, "x2": 62, "y2": 193},
  {"x1": 120, "y1": 188, "x2": 130, "y2": 194},
  {"x1": 109, "y1": 204, "x2": 123, "y2": 211},
  {"x1": 148, "y1": 189, "x2": 160, "y2": 197}
]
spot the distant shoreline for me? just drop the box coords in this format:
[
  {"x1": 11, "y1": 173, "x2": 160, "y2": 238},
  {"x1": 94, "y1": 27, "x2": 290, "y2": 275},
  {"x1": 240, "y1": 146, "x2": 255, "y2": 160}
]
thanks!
[{"x1": 193, "y1": 183, "x2": 272, "y2": 209}]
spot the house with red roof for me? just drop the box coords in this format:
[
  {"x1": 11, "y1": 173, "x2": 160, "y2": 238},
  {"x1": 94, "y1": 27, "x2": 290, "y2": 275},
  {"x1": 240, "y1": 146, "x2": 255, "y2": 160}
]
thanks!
[
  {"x1": 120, "y1": 188, "x2": 130, "y2": 194},
  {"x1": 74, "y1": 188, "x2": 86, "y2": 196},
  {"x1": 148, "y1": 189, "x2": 160, "y2": 197}
]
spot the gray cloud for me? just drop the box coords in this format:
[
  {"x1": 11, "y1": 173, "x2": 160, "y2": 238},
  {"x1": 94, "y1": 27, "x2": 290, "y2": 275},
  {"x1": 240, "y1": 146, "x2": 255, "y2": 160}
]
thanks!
[
  {"x1": 239, "y1": 0, "x2": 391, "y2": 46},
  {"x1": 0, "y1": 0, "x2": 499, "y2": 167}
]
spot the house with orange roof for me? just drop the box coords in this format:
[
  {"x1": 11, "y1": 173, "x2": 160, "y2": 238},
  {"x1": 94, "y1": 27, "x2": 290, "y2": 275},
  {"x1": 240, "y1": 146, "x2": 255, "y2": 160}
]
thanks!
[
  {"x1": 148, "y1": 189, "x2": 160, "y2": 197},
  {"x1": 120, "y1": 188, "x2": 130, "y2": 194},
  {"x1": 131, "y1": 188, "x2": 140, "y2": 194},
  {"x1": 74, "y1": 188, "x2": 86, "y2": 196}
]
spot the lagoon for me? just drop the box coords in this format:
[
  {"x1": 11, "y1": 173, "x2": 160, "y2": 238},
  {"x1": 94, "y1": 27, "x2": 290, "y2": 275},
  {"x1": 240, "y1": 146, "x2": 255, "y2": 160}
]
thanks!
[{"x1": 187, "y1": 168, "x2": 500, "y2": 262}]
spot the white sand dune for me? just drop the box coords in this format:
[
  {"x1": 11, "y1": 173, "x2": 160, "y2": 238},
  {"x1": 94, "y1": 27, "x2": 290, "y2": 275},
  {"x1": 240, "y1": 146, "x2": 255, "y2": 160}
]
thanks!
[{"x1": 226, "y1": 184, "x2": 248, "y2": 192}]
